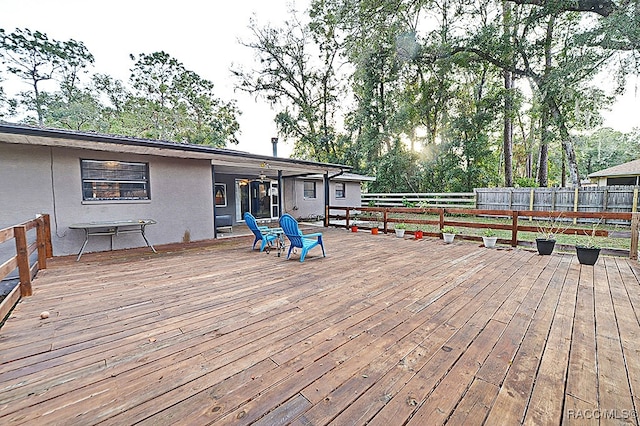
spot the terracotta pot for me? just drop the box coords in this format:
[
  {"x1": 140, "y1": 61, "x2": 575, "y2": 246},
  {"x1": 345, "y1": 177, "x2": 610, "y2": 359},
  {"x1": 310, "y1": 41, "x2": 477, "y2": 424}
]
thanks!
[
  {"x1": 351, "y1": 226, "x2": 358, "y2": 232},
  {"x1": 371, "y1": 227, "x2": 379, "y2": 235},
  {"x1": 414, "y1": 230, "x2": 423, "y2": 239}
]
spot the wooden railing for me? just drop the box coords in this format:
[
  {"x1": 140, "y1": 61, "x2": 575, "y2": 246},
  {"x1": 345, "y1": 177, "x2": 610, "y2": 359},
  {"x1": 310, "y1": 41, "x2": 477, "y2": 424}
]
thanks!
[
  {"x1": 0, "y1": 214, "x2": 53, "y2": 322},
  {"x1": 329, "y1": 206, "x2": 640, "y2": 260}
]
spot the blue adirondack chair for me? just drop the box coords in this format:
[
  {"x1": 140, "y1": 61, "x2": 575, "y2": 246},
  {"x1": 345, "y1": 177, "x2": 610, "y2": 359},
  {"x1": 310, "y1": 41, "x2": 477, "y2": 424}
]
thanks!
[
  {"x1": 244, "y1": 212, "x2": 280, "y2": 252},
  {"x1": 279, "y1": 213, "x2": 325, "y2": 262}
]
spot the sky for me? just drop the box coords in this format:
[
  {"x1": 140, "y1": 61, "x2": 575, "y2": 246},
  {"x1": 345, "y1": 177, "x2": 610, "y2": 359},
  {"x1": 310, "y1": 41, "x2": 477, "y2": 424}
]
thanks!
[
  {"x1": 0, "y1": 0, "x2": 310, "y2": 157},
  {"x1": 1, "y1": 0, "x2": 639, "y2": 159}
]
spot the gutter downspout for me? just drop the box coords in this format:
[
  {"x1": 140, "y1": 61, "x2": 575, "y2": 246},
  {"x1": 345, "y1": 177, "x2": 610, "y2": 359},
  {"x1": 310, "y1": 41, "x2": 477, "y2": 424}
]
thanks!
[{"x1": 212, "y1": 165, "x2": 217, "y2": 239}]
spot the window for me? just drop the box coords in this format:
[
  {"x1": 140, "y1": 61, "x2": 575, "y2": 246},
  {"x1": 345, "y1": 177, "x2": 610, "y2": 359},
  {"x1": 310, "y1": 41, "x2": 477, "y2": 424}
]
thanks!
[
  {"x1": 335, "y1": 182, "x2": 345, "y2": 198},
  {"x1": 214, "y1": 183, "x2": 227, "y2": 207},
  {"x1": 81, "y1": 159, "x2": 150, "y2": 201},
  {"x1": 303, "y1": 181, "x2": 316, "y2": 198},
  {"x1": 607, "y1": 176, "x2": 637, "y2": 186}
]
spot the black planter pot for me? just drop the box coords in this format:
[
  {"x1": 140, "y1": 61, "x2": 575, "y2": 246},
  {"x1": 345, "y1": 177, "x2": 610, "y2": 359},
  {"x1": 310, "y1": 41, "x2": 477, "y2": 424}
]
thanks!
[
  {"x1": 576, "y1": 246, "x2": 600, "y2": 265},
  {"x1": 536, "y1": 238, "x2": 556, "y2": 255}
]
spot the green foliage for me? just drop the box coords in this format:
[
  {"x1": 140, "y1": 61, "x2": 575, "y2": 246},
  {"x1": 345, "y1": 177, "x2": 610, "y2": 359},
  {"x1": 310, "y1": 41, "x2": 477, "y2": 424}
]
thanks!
[
  {"x1": 2, "y1": 0, "x2": 639, "y2": 187},
  {"x1": 484, "y1": 228, "x2": 497, "y2": 237},
  {"x1": 0, "y1": 31, "x2": 240, "y2": 147},
  {"x1": 515, "y1": 177, "x2": 539, "y2": 188},
  {"x1": 0, "y1": 28, "x2": 94, "y2": 126},
  {"x1": 575, "y1": 127, "x2": 640, "y2": 176}
]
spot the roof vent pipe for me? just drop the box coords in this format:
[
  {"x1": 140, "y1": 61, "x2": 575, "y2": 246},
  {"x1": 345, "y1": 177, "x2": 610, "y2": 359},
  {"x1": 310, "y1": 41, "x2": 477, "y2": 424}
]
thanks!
[{"x1": 271, "y1": 137, "x2": 278, "y2": 157}]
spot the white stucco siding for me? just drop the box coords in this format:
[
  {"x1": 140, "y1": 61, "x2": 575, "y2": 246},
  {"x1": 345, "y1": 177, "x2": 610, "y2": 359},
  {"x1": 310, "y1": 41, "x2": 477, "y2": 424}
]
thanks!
[
  {"x1": 0, "y1": 143, "x2": 56, "y2": 228},
  {"x1": 1, "y1": 143, "x2": 214, "y2": 257},
  {"x1": 282, "y1": 178, "x2": 362, "y2": 220}
]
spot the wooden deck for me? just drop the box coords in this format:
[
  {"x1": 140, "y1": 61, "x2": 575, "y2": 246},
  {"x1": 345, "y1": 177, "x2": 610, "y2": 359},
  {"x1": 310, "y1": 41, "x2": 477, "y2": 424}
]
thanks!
[{"x1": 1, "y1": 228, "x2": 640, "y2": 425}]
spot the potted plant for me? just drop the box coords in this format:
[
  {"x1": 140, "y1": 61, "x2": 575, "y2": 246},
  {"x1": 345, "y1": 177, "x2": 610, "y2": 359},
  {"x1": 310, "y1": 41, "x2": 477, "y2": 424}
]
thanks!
[
  {"x1": 575, "y1": 222, "x2": 602, "y2": 265},
  {"x1": 482, "y1": 228, "x2": 498, "y2": 248},
  {"x1": 441, "y1": 226, "x2": 457, "y2": 244},
  {"x1": 370, "y1": 211, "x2": 381, "y2": 235},
  {"x1": 535, "y1": 214, "x2": 565, "y2": 255},
  {"x1": 395, "y1": 223, "x2": 406, "y2": 238},
  {"x1": 350, "y1": 213, "x2": 359, "y2": 232}
]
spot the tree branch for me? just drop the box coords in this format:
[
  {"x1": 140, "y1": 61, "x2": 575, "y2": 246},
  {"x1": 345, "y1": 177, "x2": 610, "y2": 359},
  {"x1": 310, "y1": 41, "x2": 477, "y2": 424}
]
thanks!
[{"x1": 507, "y1": 0, "x2": 617, "y2": 17}]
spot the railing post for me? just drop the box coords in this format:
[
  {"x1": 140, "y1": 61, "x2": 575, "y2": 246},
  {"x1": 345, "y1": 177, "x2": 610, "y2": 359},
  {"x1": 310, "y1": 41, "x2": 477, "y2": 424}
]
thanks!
[
  {"x1": 345, "y1": 208, "x2": 350, "y2": 229},
  {"x1": 36, "y1": 217, "x2": 47, "y2": 270},
  {"x1": 14, "y1": 225, "x2": 32, "y2": 297},
  {"x1": 631, "y1": 213, "x2": 639, "y2": 260},
  {"x1": 383, "y1": 209, "x2": 388, "y2": 234},
  {"x1": 439, "y1": 208, "x2": 445, "y2": 231},
  {"x1": 43, "y1": 213, "x2": 53, "y2": 258},
  {"x1": 512, "y1": 211, "x2": 519, "y2": 247}
]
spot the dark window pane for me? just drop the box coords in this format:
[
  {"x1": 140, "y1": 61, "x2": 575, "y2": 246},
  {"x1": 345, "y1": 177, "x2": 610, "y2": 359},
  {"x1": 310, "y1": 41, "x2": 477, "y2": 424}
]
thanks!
[
  {"x1": 303, "y1": 181, "x2": 316, "y2": 198},
  {"x1": 81, "y1": 160, "x2": 149, "y2": 201}
]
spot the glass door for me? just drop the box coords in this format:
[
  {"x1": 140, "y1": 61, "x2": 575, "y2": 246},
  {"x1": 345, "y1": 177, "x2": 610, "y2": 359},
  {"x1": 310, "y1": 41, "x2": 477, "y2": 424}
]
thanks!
[{"x1": 236, "y1": 179, "x2": 277, "y2": 221}]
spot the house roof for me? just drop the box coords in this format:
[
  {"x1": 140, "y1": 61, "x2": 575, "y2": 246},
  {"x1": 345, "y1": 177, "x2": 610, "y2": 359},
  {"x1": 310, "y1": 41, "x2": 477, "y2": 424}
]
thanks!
[
  {"x1": 305, "y1": 172, "x2": 376, "y2": 182},
  {"x1": 0, "y1": 122, "x2": 351, "y2": 178},
  {"x1": 588, "y1": 159, "x2": 640, "y2": 178}
]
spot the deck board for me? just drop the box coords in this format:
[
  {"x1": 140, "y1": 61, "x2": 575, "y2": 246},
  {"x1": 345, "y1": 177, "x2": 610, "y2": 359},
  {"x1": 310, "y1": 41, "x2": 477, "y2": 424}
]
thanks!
[{"x1": 1, "y1": 228, "x2": 640, "y2": 425}]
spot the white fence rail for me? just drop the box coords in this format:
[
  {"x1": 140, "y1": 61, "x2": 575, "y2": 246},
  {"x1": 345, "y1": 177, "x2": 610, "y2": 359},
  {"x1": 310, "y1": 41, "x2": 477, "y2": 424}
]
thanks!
[{"x1": 362, "y1": 192, "x2": 476, "y2": 208}]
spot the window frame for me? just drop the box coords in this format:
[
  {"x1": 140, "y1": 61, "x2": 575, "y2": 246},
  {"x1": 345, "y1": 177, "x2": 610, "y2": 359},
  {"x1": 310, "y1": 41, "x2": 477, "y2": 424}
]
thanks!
[
  {"x1": 303, "y1": 180, "x2": 317, "y2": 199},
  {"x1": 214, "y1": 183, "x2": 227, "y2": 207},
  {"x1": 335, "y1": 182, "x2": 346, "y2": 199},
  {"x1": 80, "y1": 159, "x2": 150, "y2": 202}
]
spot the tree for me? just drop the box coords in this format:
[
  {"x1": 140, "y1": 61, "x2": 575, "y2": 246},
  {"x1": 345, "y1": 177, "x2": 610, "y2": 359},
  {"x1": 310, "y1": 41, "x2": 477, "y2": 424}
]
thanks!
[
  {"x1": 127, "y1": 51, "x2": 240, "y2": 146},
  {"x1": 233, "y1": 10, "x2": 344, "y2": 163},
  {"x1": 0, "y1": 28, "x2": 94, "y2": 126}
]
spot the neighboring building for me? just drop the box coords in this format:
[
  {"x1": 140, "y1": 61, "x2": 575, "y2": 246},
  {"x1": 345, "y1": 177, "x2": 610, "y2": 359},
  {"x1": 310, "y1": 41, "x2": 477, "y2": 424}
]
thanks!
[
  {"x1": 588, "y1": 159, "x2": 640, "y2": 186},
  {"x1": 0, "y1": 123, "x2": 372, "y2": 257}
]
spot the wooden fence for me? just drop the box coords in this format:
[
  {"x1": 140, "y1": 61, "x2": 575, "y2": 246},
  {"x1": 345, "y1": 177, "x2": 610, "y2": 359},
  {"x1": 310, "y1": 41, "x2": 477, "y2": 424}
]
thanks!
[
  {"x1": 329, "y1": 206, "x2": 640, "y2": 260},
  {"x1": 475, "y1": 186, "x2": 639, "y2": 219},
  {"x1": 364, "y1": 187, "x2": 640, "y2": 223},
  {"x1": 0, "y1": 214, "x2": 53, "y2": 323}
]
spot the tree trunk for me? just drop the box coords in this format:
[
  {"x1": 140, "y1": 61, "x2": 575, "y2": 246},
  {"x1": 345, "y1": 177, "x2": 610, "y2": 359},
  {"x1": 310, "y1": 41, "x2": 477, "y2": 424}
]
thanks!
[
  {"x1": 502, "y1": 1, "x2": 514, "y2": 187},
  {"x1": 504, "y1": 69, "x2": 514, "y2": 187},
  {"x1": 538, "y1": 108, "x2": 549, "y2": 187}
]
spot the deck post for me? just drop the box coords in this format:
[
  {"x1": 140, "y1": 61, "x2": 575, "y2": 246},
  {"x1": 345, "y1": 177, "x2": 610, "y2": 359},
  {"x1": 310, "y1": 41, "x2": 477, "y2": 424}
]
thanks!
[
  {"x1": 324, "y1": 172, "x2": 329, "y2": 227},
  {"x1": 36, "y1": 216, "x2": 47, "y2": 270},
  {"x1": 631, "y1": 213, "x2": 639, "y2": 260},
  {"x1": 13, "y1": 225, "x2": 32, "y2": 297},
  {"x1": 345, "y1": 208, "x2": 350, "y2": 229},
  {"x1": 43, "y1": 213, "x2": 53, "y2": 258},
  {"x1": 439, "y1": 209, "x2": 445, "y2": 232},
  {"x1": 383, "y1": 209, "x2": 388, "y2": 234}
]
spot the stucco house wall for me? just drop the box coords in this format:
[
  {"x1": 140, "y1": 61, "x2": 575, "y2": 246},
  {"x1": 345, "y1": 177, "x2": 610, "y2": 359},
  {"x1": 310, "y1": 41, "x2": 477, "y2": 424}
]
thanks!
[
  {"x1": 283, "y1": 177, "x2": 364, "y2": 220},
  {"x1": 1, "y1": 143, "x2": 214, "y2": 257}
]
